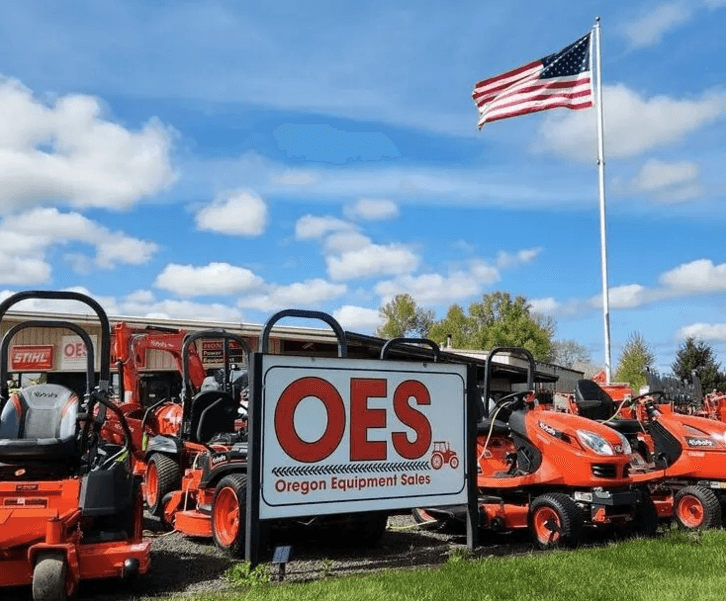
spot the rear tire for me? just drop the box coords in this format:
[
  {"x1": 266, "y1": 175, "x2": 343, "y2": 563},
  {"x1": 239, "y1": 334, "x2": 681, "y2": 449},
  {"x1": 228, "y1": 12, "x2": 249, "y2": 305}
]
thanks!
[
  {"x1": 529, "y1": 493, "x2": 583, "y2": 549},
  {"x1": 211, "y1": 473, "x2": 247, "y2": 558},
  {"x1": 145, "y1": 453, "x2": 181, "y2": 518},
  {"x1": 32, "y1": 553, "x2": 68, "y2": 601},
  {"x1": 674, "y1": 485, "x2": 721, "y2": 530}
]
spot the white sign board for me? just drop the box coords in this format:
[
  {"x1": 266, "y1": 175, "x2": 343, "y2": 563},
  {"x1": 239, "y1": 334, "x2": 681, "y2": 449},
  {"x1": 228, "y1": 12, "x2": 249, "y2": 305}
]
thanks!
[
  {"x1": 258, "y1": 355, "x2": 468, "y2": 519},
  {"x1": 60, "y1": 335, "x2": 98, "y2": 371}
]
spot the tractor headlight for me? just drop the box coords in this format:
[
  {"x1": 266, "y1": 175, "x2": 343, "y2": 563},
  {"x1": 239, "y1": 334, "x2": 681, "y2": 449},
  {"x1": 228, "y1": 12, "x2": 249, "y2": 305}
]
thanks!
[
  {"x1": 615, "y1": 431, "x2": 632, "y2": 455},
  {"x1": 576, "y1": 430, "x2": 615, "y2": 456}
]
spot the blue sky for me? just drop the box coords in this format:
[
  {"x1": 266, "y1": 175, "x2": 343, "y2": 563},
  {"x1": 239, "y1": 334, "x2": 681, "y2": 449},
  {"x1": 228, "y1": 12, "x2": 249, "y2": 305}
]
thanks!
[{"x1": 1, "y1": 0, "x2": 725, "y2": 377}]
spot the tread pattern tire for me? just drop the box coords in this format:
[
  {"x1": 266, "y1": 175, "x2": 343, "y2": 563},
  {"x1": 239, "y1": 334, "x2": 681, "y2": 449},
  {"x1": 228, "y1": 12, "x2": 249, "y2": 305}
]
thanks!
[
  {"x1": 211, "y1": 473, "x2": 247, "y2": 558},
  {"x1": 145, "y1": 453, "x2": 182, "y2": 518},
  {"x1": 529, "y1": 493, "x2": 583, "y2": 550},
  {"x1": 674, "y1": 485, "x2": 721, "y2": 530},
  {"x1": 32, "y1": 553, "x2": 68, "y2": 601}
]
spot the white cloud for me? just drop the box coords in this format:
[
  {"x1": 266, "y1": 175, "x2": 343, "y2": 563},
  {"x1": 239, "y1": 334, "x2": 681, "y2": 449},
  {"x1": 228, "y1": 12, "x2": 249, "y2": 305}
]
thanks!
[
  {"x1": 0, "y1": 77, "x2": 176, "y2": 213},
  {"x1": 272, "y1": 169, "x2": 320, "y2": 186},
  {"x1": 615, "y1": 159, "x2": 702, "y2": 202},
  {"x1": 496, "y1": 247, "x2": 542, "y2": 269},
  {"x1": 605, "y1": 284, "x2": 653, "y2": 310},
  {"x1": 0, "y1": 207, "x2": 158, "y2": 283},
  {"x1": 327, "y1": 243, "x2": 419, "y2": 281},
  {"x1": 677, "y1": 322, "x2": 726, "y2": 342},
  {"x1": 620, "y1": 2, "x2": 693, "y2": 48},
  {"x1": 529, "y1": 297, "x2": 560, "y2": 316},
  {"x1": 195, "y1": 189, "x2": 268, "y2": 236},
  {"x1": 119, "y1": 291, "x2": 243, "y2": 322},
  {"x1": 659, "y1": 259, "x2": 726, "y2": 293},
  {"x1": 295, "y1": 215, "x2": 353, "y2": 240},
  {"x1": 238, "y1": 278, "x2": 346, "y2": 311},
  {"x1": 155, "y1": 262, "x2": 264, "y2": 297},
  {"x1": 537, "y1": 85, "x2": 726, "y2": 160},
  {"x1": 375, "y1": 271, "x2": 480, "y2": 305},
  {"x1": 333, "y1": 305, "x2": 382, "y2": 331},
  {"x1": 0, "y1": 286, "x2": 120, "y2": 315},
  {"x1": 323, "y1": 231, "x2": 372, "y2": 254},
  {"x1": 344, "y1": 198, "x2": 399, "y2": 221}
]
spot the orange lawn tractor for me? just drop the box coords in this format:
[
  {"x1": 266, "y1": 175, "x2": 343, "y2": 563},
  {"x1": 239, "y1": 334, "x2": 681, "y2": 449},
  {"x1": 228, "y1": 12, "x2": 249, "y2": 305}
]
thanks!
[
  {"x1": 570, "y1": 378, "x2": 726, "y2": 530},
  {"x1": 474, "y1": 348, "x2": 661, "y2": 549},
  {"x1": 0, "y1": 291, "x2": 150, "y2": 601},
  {"x1": 145, "y1": 329, "x2": 252, "y2": 555},
  {"x1": 101, "y1": 322, "x2": 207, "y2": 475}
]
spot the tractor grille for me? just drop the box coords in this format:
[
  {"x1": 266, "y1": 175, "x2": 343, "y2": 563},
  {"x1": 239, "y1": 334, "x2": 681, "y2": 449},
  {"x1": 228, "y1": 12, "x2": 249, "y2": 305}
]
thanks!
[{"x1": 592, "y1": 464, "x2": 617, "y2": 478}]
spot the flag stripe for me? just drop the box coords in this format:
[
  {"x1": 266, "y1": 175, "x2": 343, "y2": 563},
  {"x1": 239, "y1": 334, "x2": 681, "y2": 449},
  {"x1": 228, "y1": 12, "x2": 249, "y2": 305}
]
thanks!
[
  {"x1": 472, "y1": 32, "x2": 593, "y2": 129},
  {"x1": 478, "y1": 99, "x2": 592, "y2": 127},
  {"x1": 475, "y1": 75, "x2": 591, "y2": 108},
  {"x1": 473, "y1": 63, "x2": 542, "y2": 100}
]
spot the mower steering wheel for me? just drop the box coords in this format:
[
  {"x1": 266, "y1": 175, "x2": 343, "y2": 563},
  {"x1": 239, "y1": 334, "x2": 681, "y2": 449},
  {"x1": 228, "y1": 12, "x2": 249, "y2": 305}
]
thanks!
[
  {"x1": 628, "y1": 390, "x2": 666, "y2": 420},
  {"x1": 629, "y1": 390, "x2": 666, "y2": 406},
  {"x1": 493, "y1": 390, "x2": 531, "y2": 413}
]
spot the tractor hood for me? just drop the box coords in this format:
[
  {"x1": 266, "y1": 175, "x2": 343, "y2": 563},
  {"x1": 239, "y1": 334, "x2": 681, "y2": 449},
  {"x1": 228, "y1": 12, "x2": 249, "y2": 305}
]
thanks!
[{"x1": 526, "y1": 409, "x2": 631, "y2": 456}]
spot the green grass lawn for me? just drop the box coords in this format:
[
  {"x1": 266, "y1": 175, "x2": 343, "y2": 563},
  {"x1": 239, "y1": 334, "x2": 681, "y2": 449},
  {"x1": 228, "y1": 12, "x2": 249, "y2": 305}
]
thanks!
[{"x1": 170, "y1": 530, "x2": 726, "y2": 601}]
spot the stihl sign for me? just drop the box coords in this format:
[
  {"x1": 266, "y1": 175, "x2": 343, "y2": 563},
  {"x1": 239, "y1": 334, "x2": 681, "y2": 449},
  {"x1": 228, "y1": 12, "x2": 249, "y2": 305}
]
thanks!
[
  {"x1": 256, "y1": 355, "x2": 468, "y2": 519},
  {"x1": 11, "y1": 345, "x2": 54, "y2": 371}
]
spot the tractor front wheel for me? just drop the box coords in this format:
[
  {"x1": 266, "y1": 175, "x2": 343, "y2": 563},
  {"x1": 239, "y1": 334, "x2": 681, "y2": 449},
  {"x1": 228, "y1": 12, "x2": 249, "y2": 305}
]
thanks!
[
  {"x1": 529, "y1": 493, "x2": 583, "y2": 550},
  {"x1": 211, "y1": 473, "x2": 247, "y2": 558},
  {"x1": 32, "y1": 553, "x2": 69, "y2": 601},
  {"x1": 674, "y1": 485, "x2": 721, "y2": 530},
  {"x1": 145, "y1": 453, "x2": 181, "y2": 518}
]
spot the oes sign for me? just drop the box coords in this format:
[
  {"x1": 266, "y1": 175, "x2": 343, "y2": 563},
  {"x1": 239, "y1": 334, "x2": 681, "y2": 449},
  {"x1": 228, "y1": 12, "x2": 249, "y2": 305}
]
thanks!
[{"x1": 257, "y1": 355, "x2": 469, "y2": 519}]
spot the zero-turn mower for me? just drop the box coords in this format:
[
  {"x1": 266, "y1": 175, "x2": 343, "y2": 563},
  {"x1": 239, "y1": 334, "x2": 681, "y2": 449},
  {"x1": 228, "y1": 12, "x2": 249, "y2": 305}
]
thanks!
[{"x1": 0, "y1": 290, "x2": 150, "y2": 601}]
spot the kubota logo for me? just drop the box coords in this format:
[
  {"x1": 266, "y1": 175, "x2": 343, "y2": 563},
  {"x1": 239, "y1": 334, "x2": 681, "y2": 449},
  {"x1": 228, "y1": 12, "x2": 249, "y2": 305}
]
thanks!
[
  {"x1": 538, "y1": 421, "x2": 557, "y2": 437},
  {"x1": 686, "y1": 437, "x2": 715, "y2": 447}
]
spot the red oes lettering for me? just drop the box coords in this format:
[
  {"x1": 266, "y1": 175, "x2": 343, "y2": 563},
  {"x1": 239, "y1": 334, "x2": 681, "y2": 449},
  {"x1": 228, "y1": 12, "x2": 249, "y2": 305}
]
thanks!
[
  {"x1": 392, "y1": 380, "x2": 432, "y2": 459},
  {"x1": 273, "y1": 376, "x2": 432, "y2": 463},
  {"x1": 275, "y1": 377, "x2": 345, "y2": 463},
  {"x1": 350, "y1": 378, "x2": 387, "y2": 461}
]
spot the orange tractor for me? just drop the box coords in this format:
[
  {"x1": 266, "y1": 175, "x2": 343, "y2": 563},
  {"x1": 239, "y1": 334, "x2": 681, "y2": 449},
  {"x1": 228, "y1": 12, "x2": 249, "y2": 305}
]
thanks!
[
  {"x1": 474, "y1": 348, "x2": 661, "y2": 548},
  {"x1": 570, "y1": 377, "x2": 726, "y2": 529},
  {"x1": 144, "y1": 329, "x2": 252, "y2": 555},
  {"x1": 0, "y1": 290, "x2": 150, "y2": 600}
]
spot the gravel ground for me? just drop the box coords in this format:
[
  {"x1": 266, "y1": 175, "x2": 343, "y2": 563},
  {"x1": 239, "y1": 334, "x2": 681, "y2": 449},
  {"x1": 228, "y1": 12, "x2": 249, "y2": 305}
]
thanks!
[{"x1": 3, "y1": 511, "x2": 536, "y2": 600}]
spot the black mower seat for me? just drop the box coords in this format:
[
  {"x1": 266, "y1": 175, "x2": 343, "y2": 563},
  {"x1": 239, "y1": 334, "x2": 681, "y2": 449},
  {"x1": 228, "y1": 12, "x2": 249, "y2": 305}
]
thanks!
[
  {"x1": 0, "y1": 384, "x2": 79, "y2": 460},
  {"x1": 574, "y1": 379, "x2": 616, "y2": 421},
  {"x1": 189, "y1": 390, "x2": 238, "y2": 444}
]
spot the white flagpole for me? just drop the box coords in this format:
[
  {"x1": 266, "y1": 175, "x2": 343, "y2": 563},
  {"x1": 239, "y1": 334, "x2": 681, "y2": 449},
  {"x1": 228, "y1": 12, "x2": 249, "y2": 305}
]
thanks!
[{"x1": 594, "y1": 17, "x2": 612, "y2": 384}]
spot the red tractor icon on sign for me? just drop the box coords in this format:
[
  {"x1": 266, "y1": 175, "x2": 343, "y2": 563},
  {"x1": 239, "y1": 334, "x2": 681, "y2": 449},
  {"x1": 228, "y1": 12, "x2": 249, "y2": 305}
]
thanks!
[{"x1": 430, "y1": 441, "x2": 459, "y2": 470}]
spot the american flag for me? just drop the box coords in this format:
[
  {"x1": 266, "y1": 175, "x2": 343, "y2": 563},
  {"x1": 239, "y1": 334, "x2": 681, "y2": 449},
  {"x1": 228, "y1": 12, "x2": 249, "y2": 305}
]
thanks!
[{"x1": 472, "y1": 33, "x2": 593, "y2": 129}]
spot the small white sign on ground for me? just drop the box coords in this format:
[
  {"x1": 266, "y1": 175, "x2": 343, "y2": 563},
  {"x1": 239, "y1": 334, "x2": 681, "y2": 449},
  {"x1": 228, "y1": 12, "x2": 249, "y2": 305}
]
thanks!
[{"x1": 258, "y1": 355, "x2": 468, "y2": 519}]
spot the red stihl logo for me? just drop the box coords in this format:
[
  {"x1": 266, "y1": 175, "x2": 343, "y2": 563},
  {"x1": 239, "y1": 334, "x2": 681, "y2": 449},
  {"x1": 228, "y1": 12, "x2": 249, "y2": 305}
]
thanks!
[
  {"x1": 11, "y1": 345, "x2": 54, "y2": 371},
  {"x1": 274, "y1": 377, "x2": 432, "y2": 463}
]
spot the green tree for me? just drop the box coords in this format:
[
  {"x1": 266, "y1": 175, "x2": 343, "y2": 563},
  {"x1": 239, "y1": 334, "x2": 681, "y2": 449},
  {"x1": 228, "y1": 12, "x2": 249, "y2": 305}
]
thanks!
[
  {"x1": 376, "y1": 294, "x2": 434, "y2": 339},
  {"x1": 671, "y1": 336, "x2": 725, "y2": 393},
  {"x1": 551, "y1": 339, "x2": 592, "y2": 369},
  {"x1": 614, "y1": 331, "x2": 655, "y2": 391},
  {"x1": 428, "y1": 291, "x2": 555, "y2": 360}
]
